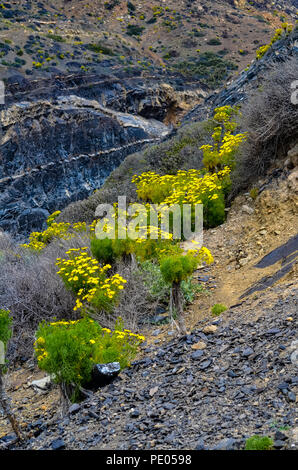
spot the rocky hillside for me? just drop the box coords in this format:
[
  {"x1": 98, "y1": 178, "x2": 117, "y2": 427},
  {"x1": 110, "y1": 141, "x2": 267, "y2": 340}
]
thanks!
[
  {"x1": 0, "y1": 2, "x2": 296, "y2": 237},
  {"x1": 1, "y1": 162, "x2": 297, "y2": 450},
  {"x1": 1, "y1": 1, "x2": 296, "y2": 82}
]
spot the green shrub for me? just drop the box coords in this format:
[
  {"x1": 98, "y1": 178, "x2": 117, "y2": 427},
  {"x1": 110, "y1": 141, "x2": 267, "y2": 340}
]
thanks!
[
  {"x1": 91, "y1": 237, "x2": 116, "y2": 265},
  {"x1": 140, "y1": 260, "x2": 170, "y2": 303},
  {"x1": 160, "y1": 255, "x2": 198, "y2": 285},
  {"x1": 0, "y1": 309, "x2": 12, "y2": 353},
  {"x1": 91, "y1": 237, "x2": 134, "y2": 265},
  {"x1": 46, "y1": 33, "x2": 65, "y2": 42},
  {"x1": 211, "y1": 303, "x2": 227, "y2": 316},
  {"x1": 181, "y1": 278, "x2": 204, "y2": 304},
  {"x1": 87, "y1": 42, "x2": 115, "y2": 55},
  {"x1": 126, "y1": 24, "x2": 145, "y2": 36},
  {"x1": 245, "y1": 435, "x2": 273, "y2": 450},
  {"x1": 249, "y1": 187, "x2": 259, "y2": 200},
  {"x1": 207, "y1": 38, "x2": 222, "y2": 46},
  {"x1": 35, "y1": 317, "x2": 144, "y2": 400}
]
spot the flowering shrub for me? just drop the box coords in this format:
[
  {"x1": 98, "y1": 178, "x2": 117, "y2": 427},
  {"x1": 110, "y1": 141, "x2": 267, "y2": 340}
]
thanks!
[
  {"x1": 132, "y1": 168, "x2": 230, "y2": 227},
  {"x1": 132, "y1": 106, "x2": 246, "y2": 228},
  {"x1": 256, "y1": 23, "x2": 293, "y2": 60},
  {"x1": 56, "y1": 248, "x2": 127, "y2": 313},
  {"x1": 160, "y1": 254, "x2": 198, "y2": 285},
  {"x1": 21, "y1": 212, "x2": 92, "y2": 252},
  {"x1": 46, "y1": 210, "x2": 61, "y2": 227},
  {"x1": 200, "y1": 105, "x2": 247, "y2": 172},
  {"x1": 34, "y1": 317, "x2": 145, "y2": 399}
]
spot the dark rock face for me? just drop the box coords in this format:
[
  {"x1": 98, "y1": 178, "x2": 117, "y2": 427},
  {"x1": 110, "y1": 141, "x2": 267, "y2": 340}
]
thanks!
[
  {"x1": 0, "y1": 95, "x2": 170, "y2": 237},
  {"x1": 0, "y1": 70, "x2": 205, "y2": 238}
]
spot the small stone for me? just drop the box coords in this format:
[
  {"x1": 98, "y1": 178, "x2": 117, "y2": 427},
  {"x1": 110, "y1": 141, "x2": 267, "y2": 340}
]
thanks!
[
  {"x1": 286, "y1": 317, "x2": 294, "y2": 322},
  {"x1": 228, "y1": 370, "x2": 237, "y2": 378},
  {"x1": 149, "y1": 386, "x2": 159, "y2": 397},
  {"x1": 152, "y1": 329, "x2": 161, "y2": 336},
  {"x1": 191, "y1": 341, "x2": 207, "y2": 350},
  {"x1": 31, "y1": 376, "x2": 52, "y2": 391},
  {"x1": 274, "y1": 440, "x2": 285, "y2": 449},
  {"x1": 242, "y1": 205, "x2": 254, "y2": 215},
  {"x1": 199, "y1": 359, "x2": 212, "y2": 370},
  {"x1": 69, "y1": 404, "x2": 80, "y2": 415},
  {"x1": 191, "y1": 350, "x2": 204, "y2": 360},
  {"x1": 195, "y1": 439, "x2": 205, "y2": 450},
  {"x1": 130, "y1": 409, "x2": 140, "y2": 418},
  {"x1": 290, "y1": 350, "x2": 298, "y2": 366},
  {"x1": 89, "y1": 362, "x2": 120, "y2": 388},
  {"x1": 274, "y1": 431, "x2": 288, "y2": 441},
  {"x1": 202, "y1": 325, "x2": 217, "y2": 334},
  {"x1": 277, "y1": 382, "x2": 289, "y2": 390},
  {"x1": 266, "y1": 328, "x2": 280, "y2": 335},
  {"x1": 288, "y1": 392, "x2": 296, "y2": 402},
  {"x1": 212, "y1": 438, "x2": 237, "y2": 450},
  {"x1": 51, "y1": 438, "x2": 65, "y2": 450},
  {"x1": 242, "y1": 347, "x2": 254, "y2": 357}
]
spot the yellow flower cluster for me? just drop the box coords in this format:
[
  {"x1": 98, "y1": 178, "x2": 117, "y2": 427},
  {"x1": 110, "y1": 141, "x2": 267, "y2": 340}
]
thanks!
[
  {"x1": 256, "y1": 23, "x2": 293, "y2": 60},
  {"x1": 22, "y1": 219, "x2": 93, "y2": 252},
  {"x1": 46, "y1": 210, "x2": 61, "y2": 227},
  {"x1": 132, "y1": 167, "x2": 230, "y2": 206},
  {"x1": 56, "y1": 248, "x2": 127, "y2": 312},
  {"x1": 187, "y1": 245, "x2": 214, "y2": 265},
  {"x1": 114, "y1": 329, "x2": 145, "y2": 342},
  {"x1": 200, "y1": 106, "x2": 247, "y2": 172}
]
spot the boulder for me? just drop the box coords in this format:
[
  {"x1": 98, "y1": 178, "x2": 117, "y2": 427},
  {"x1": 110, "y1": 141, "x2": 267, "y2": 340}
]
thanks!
[{"x1": 88, "y1": 362, "x2": 121, "y2": 389}]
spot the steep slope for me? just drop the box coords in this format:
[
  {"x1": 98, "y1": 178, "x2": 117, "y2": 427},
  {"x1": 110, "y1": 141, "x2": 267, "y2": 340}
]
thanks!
[{"x1": 1, "y1": 166, "x2": 297, "y2": 450}]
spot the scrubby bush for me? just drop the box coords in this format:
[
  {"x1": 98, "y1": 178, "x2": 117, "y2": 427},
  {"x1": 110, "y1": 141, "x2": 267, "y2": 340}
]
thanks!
[
  {"x1": 126, "y1": 25, "x2": 145, "y2": 36},
  {"x1": 35, "y1": 317, "x2": 144, "y2": 404},
  {"x1": 173, "y1": 52, "x2": 237, "y2": 88},
  {"x1": 211, "y1": 303, "x2": 227, "y2": 316},
  {"x1": 0, "y1": 233, "x2": 88, "y2": 360},
  {"x1": 91, "y1": 237, "x2": 134, "y2": 265},
  {"x1": 245, "y1": 435, "x2": 273, "y2": 450},
  {"x1": 256, "y1": 23, "x2": 293, "y2": 60},
  {"x1": 232, "y1": 57, "x2": 298, "y2": 195},
  {"x1": 0, "y1": 310, "x2": 23, "y2": 440}
]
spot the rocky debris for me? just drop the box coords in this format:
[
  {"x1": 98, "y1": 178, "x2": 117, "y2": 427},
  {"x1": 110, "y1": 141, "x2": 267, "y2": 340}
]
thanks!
[
  {"x1": 202, "y1": 325, "x2": 217, "y2": 334},
  {"x1": 51, "y1": 438, "x2": 65, "y2": 450},
  {"x1": 30, "y1": 376, "x2": 52, "y2": 392},
  {"x1": 10, "y1": 282, "x2": 296, "y2": 451},
  {"x1": 287, "y1": 169, "x2": 298, "y2": 192},
  {"x1": 88, "y1": 362, "x2": 121, "y2": 389},
  {"x1": 241, "y1": 205, "x2": 254, "y2": 215}
]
